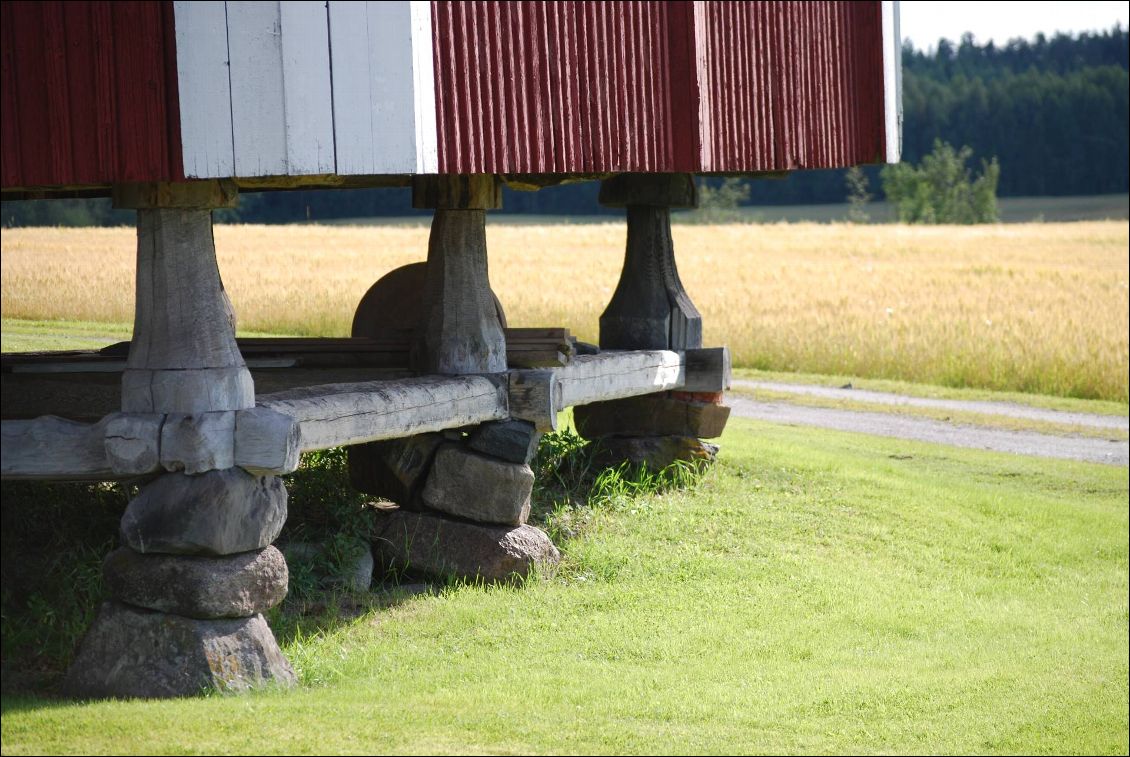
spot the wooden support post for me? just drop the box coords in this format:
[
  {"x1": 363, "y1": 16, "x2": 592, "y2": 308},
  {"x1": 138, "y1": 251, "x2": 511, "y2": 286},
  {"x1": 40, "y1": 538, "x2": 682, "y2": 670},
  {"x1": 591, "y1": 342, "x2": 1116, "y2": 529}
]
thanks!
[
  {"x1": 113, "y1": 181, "x2": 253, "y2": 414},
  {"x1": 411, "y1": 175, "x2": 506, "y2": 375},
  {"x1": 597, "y1": 173, "x2": 702, "y2": 350}
]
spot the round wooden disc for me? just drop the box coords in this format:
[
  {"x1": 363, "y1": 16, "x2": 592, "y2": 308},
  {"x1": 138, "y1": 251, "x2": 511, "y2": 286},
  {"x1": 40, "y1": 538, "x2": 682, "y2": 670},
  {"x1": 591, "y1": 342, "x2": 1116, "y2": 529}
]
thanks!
[{"x1": 351, "y1": 262, "x2": 507, "y2": 338}]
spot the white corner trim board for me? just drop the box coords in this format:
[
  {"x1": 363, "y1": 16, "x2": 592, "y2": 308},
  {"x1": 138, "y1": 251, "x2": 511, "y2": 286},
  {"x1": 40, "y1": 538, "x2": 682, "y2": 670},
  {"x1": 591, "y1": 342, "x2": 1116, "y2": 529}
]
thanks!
[{"x1": 881, "y1": 0, "x2": 903, "y2": 164}]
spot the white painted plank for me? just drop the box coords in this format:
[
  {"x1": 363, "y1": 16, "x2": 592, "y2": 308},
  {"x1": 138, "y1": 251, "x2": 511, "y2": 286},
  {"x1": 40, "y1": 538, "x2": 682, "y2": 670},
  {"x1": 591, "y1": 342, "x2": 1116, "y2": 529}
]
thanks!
[
  {"x1": 881, "y1": 0, "x2": 903, "y2": 163},
  {"x1": 173, "y1": 1, "x2": 235, "y2": 178},
  {"x1": 279, "y1": 1, "x2": 336, "y2": 174},
  {"x1": 408, "y1": 0, "x2": 438, "y2": 173},
  {"x1": 226, "y1": 1, "x2": 288, "y2": 176},
  {"x1": 327, "y1": 1, "x2": 375, "y2": 174},
  {"x1": 329, "y1": 1, "x2": 418, "y2": 174}
]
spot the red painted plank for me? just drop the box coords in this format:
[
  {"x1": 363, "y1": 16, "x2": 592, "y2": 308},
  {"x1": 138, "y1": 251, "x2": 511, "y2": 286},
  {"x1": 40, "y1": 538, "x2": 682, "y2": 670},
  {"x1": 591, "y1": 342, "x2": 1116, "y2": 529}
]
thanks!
[
  {"x1": 1, "y1": 0, "x2": 181, "y2": 188},
  {"x1": 9, "y1": 2, "x2": 53, "y2": 186},
  {"x1": 0, "y1": 2, "x2": 24, "y2": 187}
]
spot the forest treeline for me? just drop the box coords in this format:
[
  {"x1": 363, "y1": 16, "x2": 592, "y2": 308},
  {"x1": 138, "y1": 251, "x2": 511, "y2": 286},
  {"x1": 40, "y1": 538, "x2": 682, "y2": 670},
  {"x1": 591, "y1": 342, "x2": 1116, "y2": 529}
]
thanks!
[{"x1": 3, "y1": 27, "x2": 1127, "y2": 225}]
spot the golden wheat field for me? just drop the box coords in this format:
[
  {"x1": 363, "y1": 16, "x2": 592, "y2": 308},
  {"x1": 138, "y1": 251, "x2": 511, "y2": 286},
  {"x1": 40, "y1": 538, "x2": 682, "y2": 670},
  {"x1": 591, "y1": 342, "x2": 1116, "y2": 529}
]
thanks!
[{"x1": 2, "y1": 220, "x2": 1127, "y2": 401}]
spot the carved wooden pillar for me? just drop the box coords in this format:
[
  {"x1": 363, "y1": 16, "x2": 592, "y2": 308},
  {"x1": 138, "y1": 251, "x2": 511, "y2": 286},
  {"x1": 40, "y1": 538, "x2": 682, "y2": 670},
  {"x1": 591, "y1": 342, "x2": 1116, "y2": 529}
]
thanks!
[
  {"x1": 113, "y1": 181, "x2": 253, "y2": 414},
  {"x1": 598, "y1": 173, "x2": 702, "y2": 351},
  {"x1": 64, "y1": 182, "x2": 294, "y2": 699},
  {"x1": 411, "y1": 174, "x2": 506, "y2": 375},
  {"x1": 577, "y1": 173, "x2": 729, "y2": 470}
]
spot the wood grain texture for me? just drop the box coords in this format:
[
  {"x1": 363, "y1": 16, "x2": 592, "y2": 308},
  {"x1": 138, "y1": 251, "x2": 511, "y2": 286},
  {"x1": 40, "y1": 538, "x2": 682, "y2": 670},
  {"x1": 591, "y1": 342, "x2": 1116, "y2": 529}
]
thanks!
[
  {"x1": 408, "y1": 0, "x2": 439, "y2": 173},
  {"x1": 257, "y1": 375, "x2": 508, "y2": 453},
  {"x1": 103, "y1": 413, "x2": 163, "y2": 475},
  {"x1": 278, "y1": 1, "x2": 335, "y2": 174},
  {"x1": 173, "y1": 1, "x2": 235, "y2": 178},
  {"x1": 413, "y1": 209, "x2": 508, "y2": 374},
  {"x1": 160, "y1": 411, "x2": 236, "y2": 474},
  {"x1": 599, "y1": 202, "x2": 702, "y2": 351},
  {"x1": 881, "y1": 0, "x2": 903, "y2": 163},
  {"x1": 123, "y1": 208, "x2": 254, "y2": 413},
  {"x1": 329, "y1": 1, "x2": 417, "y2": 174},
  {"x1": 1, "y1": 416, "x2": 116, "y2": 481},
  {"x1": 553, "y1": 350, "x2": 685, "y2": 409},
  {"x1": 226, "y1": 1, "x2": 288, "y2": 176},
  {"x1": 234, "y1": 406, "x2": 301, "y2": 475},
  {"x1": 507, "y1": 370, "x2": 560, "y2": 432}
]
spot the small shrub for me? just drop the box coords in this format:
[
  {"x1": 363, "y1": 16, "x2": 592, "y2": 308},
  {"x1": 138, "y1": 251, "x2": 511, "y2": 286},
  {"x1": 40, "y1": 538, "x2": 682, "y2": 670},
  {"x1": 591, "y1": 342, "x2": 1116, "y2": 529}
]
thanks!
[
  {"x1": 881, "y1": 139, "x2": 1000, "y2": 224},
  {"x1": 690, "y1": 177, "x2": 752, "y2": 223}
]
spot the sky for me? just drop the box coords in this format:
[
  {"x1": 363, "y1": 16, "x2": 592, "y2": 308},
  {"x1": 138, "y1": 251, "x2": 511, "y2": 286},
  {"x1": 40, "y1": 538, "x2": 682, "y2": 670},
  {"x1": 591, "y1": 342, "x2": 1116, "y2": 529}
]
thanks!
[{"x1": 899, "y1": 0, "x2": 1129, "y2": 50}]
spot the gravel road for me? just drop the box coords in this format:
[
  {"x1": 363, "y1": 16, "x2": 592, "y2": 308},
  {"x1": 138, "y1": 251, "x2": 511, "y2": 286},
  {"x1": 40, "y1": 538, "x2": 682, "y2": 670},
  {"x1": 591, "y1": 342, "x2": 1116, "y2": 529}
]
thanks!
[{"x1": 727, "y1": 387, "x2": 1128, "y2": 466}]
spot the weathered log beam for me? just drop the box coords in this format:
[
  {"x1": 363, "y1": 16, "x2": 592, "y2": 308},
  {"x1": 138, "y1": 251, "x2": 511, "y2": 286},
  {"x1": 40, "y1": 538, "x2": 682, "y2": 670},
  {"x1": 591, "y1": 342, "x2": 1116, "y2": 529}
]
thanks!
[
  {"x1": 506, "y1": 348, "x2": 731, "y2": 429},
  {"x1": 257, "y1": 375, "x2": 509, "y2": 455},
  {"x1": 1, "y1": 416, "x2": 118, "y2": 481}
]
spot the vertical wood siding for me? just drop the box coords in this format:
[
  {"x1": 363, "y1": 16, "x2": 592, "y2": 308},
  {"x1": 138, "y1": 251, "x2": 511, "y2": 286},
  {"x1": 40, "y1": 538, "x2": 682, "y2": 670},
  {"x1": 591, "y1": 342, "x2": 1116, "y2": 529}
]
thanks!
[
  {"x1": 328, "y1": 1, "x2": 438, "y2": 175},
  {"x1": 1, "y1": 0, "x2": 183, "y2": 187}
]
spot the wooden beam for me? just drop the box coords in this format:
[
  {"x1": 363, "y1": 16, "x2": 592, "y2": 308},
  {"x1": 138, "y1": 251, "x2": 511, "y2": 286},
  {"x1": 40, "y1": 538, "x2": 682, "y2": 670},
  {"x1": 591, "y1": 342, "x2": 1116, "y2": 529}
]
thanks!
[
  {"x1": 553, "y1": 351, "x2": 686, "y2": 409},
  {"x1": 683, "y1": 347, "x2": 731, "y2": 393},
  {"x1": 119, "y1": 201, "x2": 254, "y2": 414},
  {"x1": 257, "y1": 375, "x2": 508, "y2": 455},
  {"x1": 1, "y1": 416, "x2": 117, "y2": 481}
]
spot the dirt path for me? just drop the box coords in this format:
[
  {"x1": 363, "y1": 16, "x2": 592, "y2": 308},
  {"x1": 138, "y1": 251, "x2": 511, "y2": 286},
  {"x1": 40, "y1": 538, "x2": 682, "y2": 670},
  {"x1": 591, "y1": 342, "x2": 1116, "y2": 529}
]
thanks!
[
  {"x1": 727, "y1": 393, "x2": 1129, "y2": 466},
  {"x1": 734, "y1": 380, "x2": 1129, "y2": 431}
]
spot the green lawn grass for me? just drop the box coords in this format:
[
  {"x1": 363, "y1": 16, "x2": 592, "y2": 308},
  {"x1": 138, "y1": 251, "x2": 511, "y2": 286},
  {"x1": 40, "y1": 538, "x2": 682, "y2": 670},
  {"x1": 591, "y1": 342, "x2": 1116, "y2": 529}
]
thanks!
[{"x1": 3, "y1": 418, "x2": 1126, "y2": 754}]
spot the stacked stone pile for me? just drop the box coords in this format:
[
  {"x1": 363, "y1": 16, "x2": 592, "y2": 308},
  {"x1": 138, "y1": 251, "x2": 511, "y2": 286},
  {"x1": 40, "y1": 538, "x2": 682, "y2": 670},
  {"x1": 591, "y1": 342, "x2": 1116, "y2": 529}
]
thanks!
[
  {"x1": 64, "y1": 469, "x2": 296, "y2": 698},
  {"x1": 573, "y1": 391, "x2": 730, "y2": 470},
  {"x1": 352, "y1": 419, "x2": 560, "y2": 582}
]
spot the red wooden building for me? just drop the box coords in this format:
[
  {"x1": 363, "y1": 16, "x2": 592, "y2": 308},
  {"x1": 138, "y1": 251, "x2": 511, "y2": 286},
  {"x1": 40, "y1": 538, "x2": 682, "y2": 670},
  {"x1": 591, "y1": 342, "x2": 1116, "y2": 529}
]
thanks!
[{"x1": 2, "y1": 0, "x2": 901, "y2": 192}]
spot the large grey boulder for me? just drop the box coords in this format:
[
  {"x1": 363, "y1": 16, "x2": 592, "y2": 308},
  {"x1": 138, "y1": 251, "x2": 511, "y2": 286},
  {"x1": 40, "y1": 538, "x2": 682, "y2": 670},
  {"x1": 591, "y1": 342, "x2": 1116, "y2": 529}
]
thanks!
[
  {"x1": 62, "y1": 602, "x2": 296, "y2": 699},
  {"x1": 422, "y1": 445, "x2": 533, "y2": 525},
  {"x1": 120, "y1": 469, "x2": 287, "y2": 556},
  {"x1": 103, "y1": 546, "x2": 288, "y2": 619},
  {"x1": 374, "y1": 510, "x2": 560, "y2": 583}
]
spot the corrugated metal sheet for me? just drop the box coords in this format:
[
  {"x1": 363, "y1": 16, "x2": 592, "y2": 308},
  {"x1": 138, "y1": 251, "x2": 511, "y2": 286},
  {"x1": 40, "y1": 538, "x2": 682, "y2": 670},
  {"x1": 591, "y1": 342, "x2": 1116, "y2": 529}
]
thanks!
[
  {"x1": 697, "y1": 0, "x2": 886, "y2": 171},
  {"x1": 431, "y1": 0, "x2": 888, "y2": 175},
  {"x1": 431, "y1": 0, "x2": 688, "y2": 174},
  {"x1": 0, "y1": 0, "x2": 891, "y2": 190},
  {"x1": 0, "y1": 0, "x2": 183, "y2": 188}
]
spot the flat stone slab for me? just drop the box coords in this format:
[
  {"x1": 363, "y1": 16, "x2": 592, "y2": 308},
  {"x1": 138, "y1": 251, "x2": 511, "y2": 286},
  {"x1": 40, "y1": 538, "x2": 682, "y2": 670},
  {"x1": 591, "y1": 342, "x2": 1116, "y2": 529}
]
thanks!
[
  {"x1": 374, "y1": 510, "x2": 560, "y2": 583},
  {"x1": 574, "y1": 395, "x2": 731, "y2": 439},
  {"x1": 103, "y1": 546, "x2": 288, "y2": 619},
  {"x1": 467, "y1": 420, "x2": 541, "y2": 464},
  {"x1": 592, "y1": 435, "x2": 719, "y2": 470},
  {"x1": 120, "y1": 469, "x2": 287, "y2": 556},
  {"x1": 62, "y1": 601, "x2": 295, "y2": 699},
  {"x1": 422, "y1": 445, "x2": 533, "y2": 525}
]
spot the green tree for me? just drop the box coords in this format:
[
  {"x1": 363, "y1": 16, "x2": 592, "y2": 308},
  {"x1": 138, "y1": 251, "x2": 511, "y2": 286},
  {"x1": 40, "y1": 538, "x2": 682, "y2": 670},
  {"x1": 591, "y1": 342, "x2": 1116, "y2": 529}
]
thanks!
[
  {"x1": 844, "y1": 166, "x2": 872, "y2": 223},
  {"x1": 881, "y1": 139, "x2": 1001, "y2": 224}
]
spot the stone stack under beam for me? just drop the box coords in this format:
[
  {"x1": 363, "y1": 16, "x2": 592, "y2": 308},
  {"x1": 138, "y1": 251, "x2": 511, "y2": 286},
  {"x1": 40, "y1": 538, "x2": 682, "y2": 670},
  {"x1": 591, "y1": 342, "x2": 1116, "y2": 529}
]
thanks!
[
  {"x1": 577, "y1": 174, "x2": 733, "y2": 469},
  {"x1": 354, "y1": 177, "x2": 560, "y2": 584}
]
